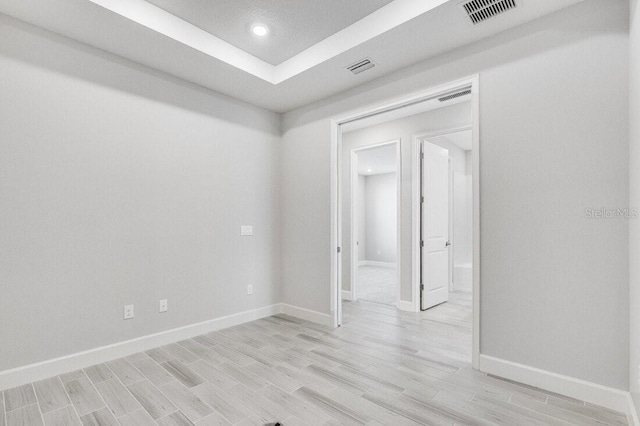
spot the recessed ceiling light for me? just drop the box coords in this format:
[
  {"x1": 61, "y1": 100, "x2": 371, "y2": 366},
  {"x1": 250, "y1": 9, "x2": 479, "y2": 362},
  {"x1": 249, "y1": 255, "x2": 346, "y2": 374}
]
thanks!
[
  {"x1": 367, "y1": 168, "x2": 372, "y2": 172},
  {"x1": 251, "y1": 24, "x2": 269, "y2": 37}
]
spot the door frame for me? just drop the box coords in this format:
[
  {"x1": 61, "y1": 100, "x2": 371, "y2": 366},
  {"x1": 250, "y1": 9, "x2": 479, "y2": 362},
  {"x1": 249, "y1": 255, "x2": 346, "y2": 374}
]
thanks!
[
  {"x1": 349, "y1": 140, "x2": 401, "y2": 305},
  {"x1": 330, "y1": 75, "x2": 480, "y2": 369},
  {"x1": 413, "y1": 125, "x2": 472, "y2": 308}
]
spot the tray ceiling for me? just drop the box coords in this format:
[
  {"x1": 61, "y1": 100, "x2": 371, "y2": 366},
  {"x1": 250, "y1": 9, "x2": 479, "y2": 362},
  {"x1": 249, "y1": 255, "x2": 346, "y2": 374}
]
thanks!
[
  {"x1": 145, "y1": 0, "x2": 394, "y2": 65},
  {"x1": 0, "y1": 0, "x2": 586, "y2": 112}
]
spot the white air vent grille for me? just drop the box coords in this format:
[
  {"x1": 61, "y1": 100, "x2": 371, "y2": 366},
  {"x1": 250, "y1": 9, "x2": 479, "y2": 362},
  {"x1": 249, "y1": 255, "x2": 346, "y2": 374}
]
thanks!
[
  {"x1": 462, "y1": 0, "x2": 518, "y2": 25},
  {"x1": 347, "y1": 58, "x2": 375, "y2": 75},
  {"x1": 438, "y1": 89, "x2": 472, "y2": 103}
]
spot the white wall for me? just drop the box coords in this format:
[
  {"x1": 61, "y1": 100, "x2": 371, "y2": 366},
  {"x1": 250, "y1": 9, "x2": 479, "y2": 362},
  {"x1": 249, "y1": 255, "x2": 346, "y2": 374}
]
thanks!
[
  {"x1": 339, "y1": 104, "x2": 472, "y2": 297},
  {"x1": 364, "y1": 173, "x2": 397, "y2": 263},
  {"x1": 453, "y1": 170, "x2": 473, "y2": 292},
  {"x1": 0, "y1": 15, "x2": 281, "y2": 372},
  {"x1": 630, "y1": 0, "x2": 640, "y2": 402},
  {"x1": 281, "y1": 0, "x2": 629, "y2": 390},
  {"x1": 453, "y1": 172, "x2": 472, "y2": 266}
]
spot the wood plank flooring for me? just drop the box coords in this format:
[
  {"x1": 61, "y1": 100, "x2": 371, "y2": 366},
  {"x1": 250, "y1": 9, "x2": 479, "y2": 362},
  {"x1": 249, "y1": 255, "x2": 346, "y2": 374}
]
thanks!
[{"x1": 0, "y1": 292, "x2": 629, "y2": 425}]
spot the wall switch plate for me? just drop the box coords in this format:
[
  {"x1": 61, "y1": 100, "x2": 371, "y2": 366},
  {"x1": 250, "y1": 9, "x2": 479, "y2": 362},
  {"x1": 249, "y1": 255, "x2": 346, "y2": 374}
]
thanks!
[
  {"x1": 247, "y1": 285, "x2": 253, "y2": 295},
  {"x1": 159, "y1": 299, "x2": 168, "y2": 313},
  {"x1": 124, "y1": 304, "x2": 134, "y2": 320},
  {"x1": 240, "y1": 226, "x2": 253, "y2": 236}
]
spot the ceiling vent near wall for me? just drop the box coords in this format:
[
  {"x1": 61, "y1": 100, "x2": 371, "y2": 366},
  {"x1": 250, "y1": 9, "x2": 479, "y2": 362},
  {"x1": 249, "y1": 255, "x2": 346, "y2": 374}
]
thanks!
[
  {"x1": 462, "y1": 0, "x2": 518, "y2": 25},
  {"x1": 347, "y1": 58, "x2": 375, "y2": 75},
  {"x1": 438, "y1": 89, "x2": 472, "y2": 103}
]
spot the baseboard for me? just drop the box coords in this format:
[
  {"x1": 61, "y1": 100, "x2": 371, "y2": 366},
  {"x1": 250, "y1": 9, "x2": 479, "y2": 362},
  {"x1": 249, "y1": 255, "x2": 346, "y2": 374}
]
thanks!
[
  {"x1": 0, "y1": 304, "x2": 280, "y2": 392},
  {"x1": 0, "y1": 301, "x2": 336, "y2": 392},
  {"x1": 629, "y1": 392, "x2": 640, "y2": 426},
  {"x1": 4, "y1": 307, "x2": 634, "y2": 422},
  {"x1": 280, "y1": 303, "x2": 333, "y2": 327},
  {"x1": 358, "y1": 260, "x2": 397, "y2": 268},
  {"x1": 479, "y1": 354, "x2": 632, "y2": 415},
  {"x1": 396, "y1": 300, "x2": 416, "y2": 312},
  {"x1": 341, "y1": 290, "x2": 353, "y2": 301}
]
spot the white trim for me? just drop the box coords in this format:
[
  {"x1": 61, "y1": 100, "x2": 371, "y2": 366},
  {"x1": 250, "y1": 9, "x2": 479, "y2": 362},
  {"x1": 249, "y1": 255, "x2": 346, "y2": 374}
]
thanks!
[
  {"x1": 0, "y1": 304, "x2": 281, "y2": 391},
  {"x1": 416, "y1": 125, "x2": 473, "y2": 140},
  {"x1": 341, "y1": 290, "x2": 353, "y2": 301},
  {"x1": 628, "y1": 393, "x2": 640, "y2": 426},
  {"x1": 280, "y1": 304, "x2": 333, "y2": 327},
  {"x1": 89, "y1": 0, "x2": 448, "y2": 84},
  {"x1": 396, "y1": 300, "x2": 415, "y2": 312},
  {"x1": 471, "y1": 75, "x2": 481, "y2": 370},
  {"x1": 448, "y1": 156, "x2": 454, "y2": 292},
  {"x1": 359, "y1": 260, "x2": 397, "y2": 268},
  {"x1": 0, "y1": 302, "x2": 334, "y2": 392},
  {"x1": 411, "y1": 135, "x2": 422, "y2": 313},
  {"x1": 332, "y1": 120, "x2": 342, "y2": 328},
  {"x1": 479, "y1": 354, "x2": 632, "y2": 415},
  {"x1": 331, "y1": 79, "x2": 475, "y2": 127}
]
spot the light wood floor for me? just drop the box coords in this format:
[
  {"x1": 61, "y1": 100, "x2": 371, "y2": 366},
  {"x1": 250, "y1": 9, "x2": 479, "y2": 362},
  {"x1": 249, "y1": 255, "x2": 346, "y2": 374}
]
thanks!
[
  {"x1": 1, "y1": 292, "x2": 629, "y2": 425},
  {"x1": 356, "y1": 265, "x2": 397, "y2": 305}
]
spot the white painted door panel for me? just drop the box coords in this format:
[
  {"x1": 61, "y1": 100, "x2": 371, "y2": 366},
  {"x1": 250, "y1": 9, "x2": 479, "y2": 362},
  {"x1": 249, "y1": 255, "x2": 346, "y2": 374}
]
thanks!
[{"x1": 421, "y1": 142, "x2": 450, "y2": 310}]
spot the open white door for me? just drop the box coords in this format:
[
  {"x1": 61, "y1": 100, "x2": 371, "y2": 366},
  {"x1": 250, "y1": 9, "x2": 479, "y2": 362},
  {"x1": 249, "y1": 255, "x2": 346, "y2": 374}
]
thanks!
[{"x1": 421, "y1": 141, "x2": 450, "y2": 310}]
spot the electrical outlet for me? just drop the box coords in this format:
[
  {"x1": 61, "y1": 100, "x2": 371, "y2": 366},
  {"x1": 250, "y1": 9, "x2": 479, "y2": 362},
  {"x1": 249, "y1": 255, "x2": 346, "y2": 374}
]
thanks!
[
  {"x1": 247, "y1": 285, "x2": 253, "y2": 295},
  {"x1": 240, "y1": 226, "x2": 253, "y2": 236},
  {"x1": 124, "y1": 304, "x2": 134, "y2": 320},
  {"x1": 159, "y1": 299, "x2": 168, "y2": 313}
]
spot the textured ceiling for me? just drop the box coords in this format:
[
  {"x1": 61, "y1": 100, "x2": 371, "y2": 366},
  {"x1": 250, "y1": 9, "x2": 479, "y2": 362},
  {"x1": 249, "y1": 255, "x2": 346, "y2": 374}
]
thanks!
[{"x1": 145, "y1": 0, "x2": 394, "y2": 65}]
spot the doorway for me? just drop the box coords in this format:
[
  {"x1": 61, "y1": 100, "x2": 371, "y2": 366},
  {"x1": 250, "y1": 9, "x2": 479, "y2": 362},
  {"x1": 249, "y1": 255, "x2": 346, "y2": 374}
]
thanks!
[
  {"x1": 344, "y1": 141, "x2": 401, "y2": 306},
  {"x1": 417, "y1": 126, "x2": 474, "y2": 311},
  {"x1": 330, "y1": 76, "x2": 480, "y2": 368},
  {"x1": 419, "y1": 140, "x2": 451, "y2": 310}
]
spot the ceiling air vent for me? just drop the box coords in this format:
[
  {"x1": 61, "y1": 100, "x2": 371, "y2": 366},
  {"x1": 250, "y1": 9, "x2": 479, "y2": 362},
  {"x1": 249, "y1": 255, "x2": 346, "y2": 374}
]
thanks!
[
  {"x1": 462, "y1": 0, "x2": 518, "y2": 25},
  {"x1": 347, "y1": 58, "x2": 375, "y2": 75},
  {"x1": 438, "y1": 89, "x2": 472, "y2": 103}
]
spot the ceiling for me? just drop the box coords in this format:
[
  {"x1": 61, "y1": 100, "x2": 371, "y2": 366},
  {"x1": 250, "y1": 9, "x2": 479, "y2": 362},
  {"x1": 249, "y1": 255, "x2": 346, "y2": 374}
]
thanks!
[
  {"x1": 428, "y1": 129, "x2": 473, "y2": 151},
  {"x1": 342, "y1": 93, "x2": 472, "y2": 133},
  {"x1": 0, "y1": 0, "x2": 584, "y2": 112},
  {"x1": 357, "y1": 144, "x2": 397, "y2": 176},
  {"x1": 144, "y1": 0, "x2": 394, "y2": 65}
]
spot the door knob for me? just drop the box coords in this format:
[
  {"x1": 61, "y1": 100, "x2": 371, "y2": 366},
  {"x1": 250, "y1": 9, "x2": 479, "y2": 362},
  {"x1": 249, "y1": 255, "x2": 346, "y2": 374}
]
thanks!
[{"x1": 445, "y1": 241, "x2": 451, "y2": 247}]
